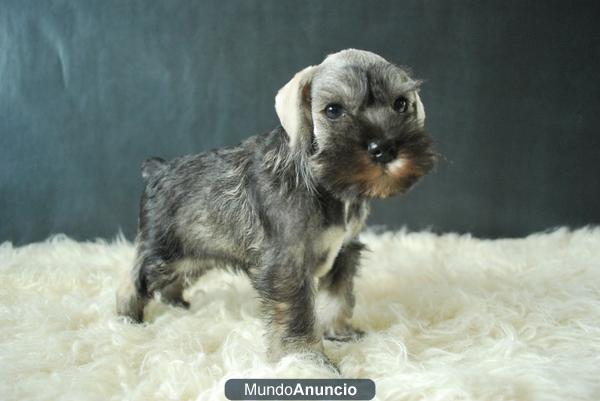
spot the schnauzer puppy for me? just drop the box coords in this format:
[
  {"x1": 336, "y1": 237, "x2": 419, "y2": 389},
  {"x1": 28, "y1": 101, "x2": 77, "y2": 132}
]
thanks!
[{"x1": 117, "y1": 49, "x2": 435, "y2": 364}]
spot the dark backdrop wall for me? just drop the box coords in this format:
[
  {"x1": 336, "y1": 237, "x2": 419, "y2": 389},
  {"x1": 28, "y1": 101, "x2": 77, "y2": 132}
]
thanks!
[{"x1": 2, "y1": 0, "x2": 600, "y2": 244}]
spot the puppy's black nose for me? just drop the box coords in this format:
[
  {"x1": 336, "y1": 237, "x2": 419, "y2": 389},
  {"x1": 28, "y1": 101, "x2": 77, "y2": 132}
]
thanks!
[{"x1": 367, "y1": 140, "x2": 396, "y2": 164}]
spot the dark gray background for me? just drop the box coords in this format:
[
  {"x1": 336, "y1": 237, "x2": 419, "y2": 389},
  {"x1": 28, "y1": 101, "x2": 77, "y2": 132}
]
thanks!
[{"x1": 2, "y1": 0, "x2": 600, "y2": 244}]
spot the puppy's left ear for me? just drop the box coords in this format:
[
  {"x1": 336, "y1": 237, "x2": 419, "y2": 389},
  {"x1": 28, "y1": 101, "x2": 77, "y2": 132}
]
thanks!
[{"x1": 275, "y1": 65, "x2": 318, "y2": 149}]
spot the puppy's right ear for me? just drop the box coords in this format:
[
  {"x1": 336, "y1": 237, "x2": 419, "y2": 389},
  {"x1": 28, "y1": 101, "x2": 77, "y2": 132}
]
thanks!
[{"x1": 275, "y1": 65, "x2": 317, "y2": 149}]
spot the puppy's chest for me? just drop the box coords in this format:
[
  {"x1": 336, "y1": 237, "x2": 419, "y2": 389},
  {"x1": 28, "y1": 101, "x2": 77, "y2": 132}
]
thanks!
[{"x1": 313, "y1": 201, "x2": 368, "y2": 278}]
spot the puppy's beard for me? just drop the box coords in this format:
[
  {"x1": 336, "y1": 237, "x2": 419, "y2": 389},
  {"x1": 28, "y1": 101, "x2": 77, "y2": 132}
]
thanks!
[
  {"x1": 351, "y1": 154, "x2": 423, "y2": 198},
  {"x1": 385, "y1": 158, "x2": 408, "y2": 176},
  {"x1": 312, "y1": 140, "x2": 433, "y2": 200}
]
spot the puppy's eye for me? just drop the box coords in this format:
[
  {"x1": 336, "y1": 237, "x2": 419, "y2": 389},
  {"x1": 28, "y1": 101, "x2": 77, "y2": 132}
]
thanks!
[
  {"x1": 393, "y1": 96, "x2": 408, "y2": 113},
  {"x1": 324, "y1": 104, "x2": 344, "y2": 119}
]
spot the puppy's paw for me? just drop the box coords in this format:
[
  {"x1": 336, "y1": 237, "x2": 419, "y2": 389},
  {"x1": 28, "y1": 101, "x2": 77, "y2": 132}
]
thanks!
[
  {"x1": 324, "y1": 325, "x2": 365, "y2": 342},
  {"x1": 168, "y1": 299, "x2": 190, "y2": 309}
]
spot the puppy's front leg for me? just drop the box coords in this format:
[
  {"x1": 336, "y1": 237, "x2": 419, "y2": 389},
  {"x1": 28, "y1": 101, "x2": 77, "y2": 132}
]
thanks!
[
  {"x1": 253, "y1": 257, "x2": 325, "y2": 362},
  {"x1": 317, "y1": 241, "x2": 365, "y2": 341}
]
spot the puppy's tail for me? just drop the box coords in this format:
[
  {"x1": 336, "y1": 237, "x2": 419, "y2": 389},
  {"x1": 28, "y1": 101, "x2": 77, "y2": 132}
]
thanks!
[{"x1": 141, "y1": 157, "x2": 166, "y2": 182}]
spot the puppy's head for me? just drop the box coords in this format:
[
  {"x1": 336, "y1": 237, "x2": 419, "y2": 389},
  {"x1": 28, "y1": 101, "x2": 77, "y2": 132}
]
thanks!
[{"x1": 275, "y1": 49, "x2": 435, "y2": 200}]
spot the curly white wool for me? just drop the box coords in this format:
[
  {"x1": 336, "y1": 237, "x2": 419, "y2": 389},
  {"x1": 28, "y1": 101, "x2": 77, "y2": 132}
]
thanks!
[{"x1": 1, "y1": 228, "x2": 599, "y2": 401}]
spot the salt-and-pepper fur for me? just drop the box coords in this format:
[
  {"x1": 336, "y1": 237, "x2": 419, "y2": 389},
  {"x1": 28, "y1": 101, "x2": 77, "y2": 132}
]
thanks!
[{"x1": 116, "y1": 49, "x2": 435, "y2": 366}]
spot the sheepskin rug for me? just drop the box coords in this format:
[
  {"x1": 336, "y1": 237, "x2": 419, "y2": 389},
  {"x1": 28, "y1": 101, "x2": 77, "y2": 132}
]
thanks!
[{"x1": 1, "y1": 228, "x2": 600, "y2": 401}]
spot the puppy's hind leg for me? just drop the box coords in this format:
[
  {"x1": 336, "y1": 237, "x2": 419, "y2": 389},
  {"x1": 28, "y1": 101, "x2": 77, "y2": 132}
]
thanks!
[
  {"x1": 116, "y1": 258, "x2": 148, "y2": 323},
  {"x1": 116, "y1": 251, "x2": 173, "y2": 322},
  {"x1": 160, "y1": 276, "x2": 189, "y2": 309},
  {"x1": 159, "y1": 258, "x2": 212, "y2": 309}
]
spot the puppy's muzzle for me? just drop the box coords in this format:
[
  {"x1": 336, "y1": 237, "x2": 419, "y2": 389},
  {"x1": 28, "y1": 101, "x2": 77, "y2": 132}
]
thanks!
[{"x1": 367, "y1": 140, "x2": 397, "y2": 165}]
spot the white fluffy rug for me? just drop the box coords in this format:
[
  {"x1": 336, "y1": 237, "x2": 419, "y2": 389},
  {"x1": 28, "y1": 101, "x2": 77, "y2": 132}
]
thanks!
[{"x1": 1, "y1": 228, "x2": 600, "y2": 401}]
